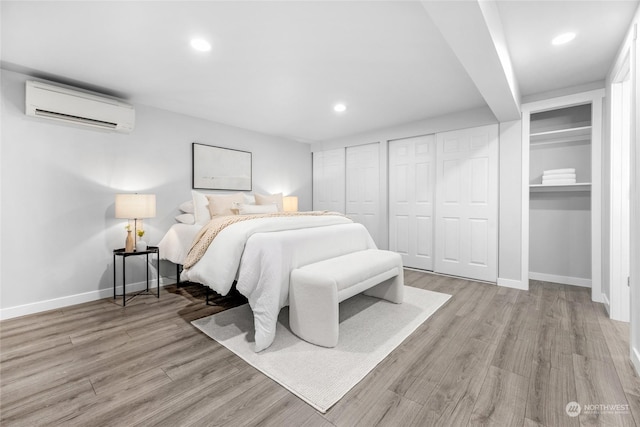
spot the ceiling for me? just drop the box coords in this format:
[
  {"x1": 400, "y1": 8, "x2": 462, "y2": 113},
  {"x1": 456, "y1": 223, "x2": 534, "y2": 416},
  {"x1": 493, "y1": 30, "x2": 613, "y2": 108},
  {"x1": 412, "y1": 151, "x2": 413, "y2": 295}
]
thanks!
[
  {"x1": 496, "y1": 0, "x2": 637, "y2": 96},
  {"x1": 1, "y1": 1, "x2": 637, "y2": 143}
]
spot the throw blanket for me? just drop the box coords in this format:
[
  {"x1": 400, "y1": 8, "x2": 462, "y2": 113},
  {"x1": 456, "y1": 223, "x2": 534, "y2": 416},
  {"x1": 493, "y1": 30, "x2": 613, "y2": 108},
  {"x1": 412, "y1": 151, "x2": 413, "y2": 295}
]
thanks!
[{"x1": 184, "y1": 211, "x2": 342, "y2": 269}]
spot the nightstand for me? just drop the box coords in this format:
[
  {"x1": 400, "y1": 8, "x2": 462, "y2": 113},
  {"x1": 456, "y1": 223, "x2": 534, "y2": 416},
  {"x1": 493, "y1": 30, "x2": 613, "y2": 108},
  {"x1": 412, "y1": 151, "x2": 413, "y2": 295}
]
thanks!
[{"x1": 113, "y1": 246, "x2": 160, "y2": 306}]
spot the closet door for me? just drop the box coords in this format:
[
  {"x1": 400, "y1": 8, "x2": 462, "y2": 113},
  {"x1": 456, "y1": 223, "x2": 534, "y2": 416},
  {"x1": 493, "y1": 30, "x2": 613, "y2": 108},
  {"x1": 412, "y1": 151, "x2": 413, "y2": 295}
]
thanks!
[
  {"x1": 389, "y1": 135, "x2": 436, "y2": 270},
  {"x1": 346, "y1": 143, "x2": 381, "y2": 246},
  {"x1": 435, "y1": 124, "x2": 498, "y2": 282},
  {"x1": 312, "y1": 148, "x2": 345, "y2": 213}
]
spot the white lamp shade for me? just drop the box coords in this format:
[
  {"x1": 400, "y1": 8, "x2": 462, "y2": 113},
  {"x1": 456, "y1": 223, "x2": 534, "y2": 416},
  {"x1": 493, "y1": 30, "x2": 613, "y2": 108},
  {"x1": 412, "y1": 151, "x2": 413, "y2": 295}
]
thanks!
[
  {"x1": 283, "y1": 196, "x2": 298, "y2": 212},
  {"x1": 115, "y1": 194, "x2": 156, "y2": 219}
]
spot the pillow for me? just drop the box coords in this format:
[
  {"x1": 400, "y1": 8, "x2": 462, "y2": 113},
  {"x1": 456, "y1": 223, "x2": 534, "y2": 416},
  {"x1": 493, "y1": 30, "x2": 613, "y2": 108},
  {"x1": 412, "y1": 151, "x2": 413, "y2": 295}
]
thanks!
[
  {"x1": 175, "y1": 213, "x2": 195, "y2": 224},
  {"x1": 191, "y1": 190, "x2": 210, "y2": 225},
  {"x1": 243, "y1": 193, "x2": 256, "y2": 205},
  {"x1": 206, "y1": 192, "x2": 245, "y2": 216},
  {"x1": 237, "y1": 203, "x2": 278, "y2": 215},
  {"x1": 179, "y1": 200, "x2": 194, "y2": 214},
  {"x1": 255, "y1": 192, "x2": 283, "y2": 212}
]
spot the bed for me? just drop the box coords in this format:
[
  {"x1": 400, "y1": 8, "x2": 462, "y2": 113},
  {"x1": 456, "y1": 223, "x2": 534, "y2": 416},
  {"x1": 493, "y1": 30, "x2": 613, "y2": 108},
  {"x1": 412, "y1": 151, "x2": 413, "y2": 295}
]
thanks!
[
  {"x1": 157, "y1": 223, "x2": 202, "y2": 265},
  {"x1": 157, "y1": 193, "x2": 377, "y2": 352}
]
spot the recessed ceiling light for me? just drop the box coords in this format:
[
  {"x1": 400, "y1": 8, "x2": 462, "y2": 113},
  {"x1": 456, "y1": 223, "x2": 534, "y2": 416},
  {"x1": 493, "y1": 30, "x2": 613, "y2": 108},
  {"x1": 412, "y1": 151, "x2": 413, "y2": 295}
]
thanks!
[
  {"x1": 551, "y1": 32, "x2": 576, "y2": 46},
  {"x1": 190, "y1": 38, "x2": 211, "y2": 52},
  {"x1": 333, "y1": 103, "x2": 347, "y2": 113}
]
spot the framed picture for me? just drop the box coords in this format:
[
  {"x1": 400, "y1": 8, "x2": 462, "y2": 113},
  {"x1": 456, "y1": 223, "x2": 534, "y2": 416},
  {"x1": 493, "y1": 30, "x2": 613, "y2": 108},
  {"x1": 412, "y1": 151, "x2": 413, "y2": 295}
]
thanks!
[{"x1": 192, "y1": 143, "x2": 252, "y2": 191}]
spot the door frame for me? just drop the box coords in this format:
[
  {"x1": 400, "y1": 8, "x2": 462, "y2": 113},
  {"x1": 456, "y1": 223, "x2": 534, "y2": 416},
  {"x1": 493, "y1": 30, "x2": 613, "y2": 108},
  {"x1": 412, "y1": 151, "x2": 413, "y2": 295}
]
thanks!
[{"x1": 609, "y1": 51, "x2": 632, "y2": 322}]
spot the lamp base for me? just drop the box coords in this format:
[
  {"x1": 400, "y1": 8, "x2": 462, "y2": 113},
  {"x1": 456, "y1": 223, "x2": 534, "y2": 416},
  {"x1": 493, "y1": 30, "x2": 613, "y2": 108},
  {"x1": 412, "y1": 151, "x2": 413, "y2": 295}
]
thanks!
[{"x1": 125, "y1": 230, "x2": 134, "y2": 252}]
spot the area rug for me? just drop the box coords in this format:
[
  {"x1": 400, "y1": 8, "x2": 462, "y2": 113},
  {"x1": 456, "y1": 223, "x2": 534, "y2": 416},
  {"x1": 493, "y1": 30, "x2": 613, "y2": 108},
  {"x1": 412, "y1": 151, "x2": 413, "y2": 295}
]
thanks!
[{"x1": 191, "y1": 286, "x2": 451, "y2": 413}]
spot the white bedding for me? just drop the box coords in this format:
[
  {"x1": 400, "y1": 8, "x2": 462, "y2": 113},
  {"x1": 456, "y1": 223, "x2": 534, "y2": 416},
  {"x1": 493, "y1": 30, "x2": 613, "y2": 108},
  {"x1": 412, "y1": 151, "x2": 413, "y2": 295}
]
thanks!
[
  {"x1": 157, "y1": 223, "x2": 202, "y2": 265},
  {"x1": 237, "y1": 223, "x2": 376, "y2": 351},
  {"x1": 181, "y1": 215, "x2": 376, "y2": 351}
]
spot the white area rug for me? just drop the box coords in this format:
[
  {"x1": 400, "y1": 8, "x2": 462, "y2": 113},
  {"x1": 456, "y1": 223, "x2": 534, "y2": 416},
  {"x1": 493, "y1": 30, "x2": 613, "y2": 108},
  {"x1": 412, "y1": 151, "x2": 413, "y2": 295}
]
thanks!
[{"x1": 191, "y1": 286, "x2": 451, "y2": 413}]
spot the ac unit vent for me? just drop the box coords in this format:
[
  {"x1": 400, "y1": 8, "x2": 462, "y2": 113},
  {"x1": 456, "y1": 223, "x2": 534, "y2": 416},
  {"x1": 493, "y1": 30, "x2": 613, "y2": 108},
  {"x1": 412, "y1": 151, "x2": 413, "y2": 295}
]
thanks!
[
  {"x1": 34, "y1": 109, "x2": 119, "y2": 129},
  {"x1": 25, "y1": 80, "x2": 135, "y2": 133}
]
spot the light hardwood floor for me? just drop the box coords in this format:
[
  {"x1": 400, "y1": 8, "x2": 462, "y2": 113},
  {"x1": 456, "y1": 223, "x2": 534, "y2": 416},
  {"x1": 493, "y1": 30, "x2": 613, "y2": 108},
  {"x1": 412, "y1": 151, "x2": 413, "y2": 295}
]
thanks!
[{"x1": 1, "y1": 270, "x2": 639, "y2": 426}]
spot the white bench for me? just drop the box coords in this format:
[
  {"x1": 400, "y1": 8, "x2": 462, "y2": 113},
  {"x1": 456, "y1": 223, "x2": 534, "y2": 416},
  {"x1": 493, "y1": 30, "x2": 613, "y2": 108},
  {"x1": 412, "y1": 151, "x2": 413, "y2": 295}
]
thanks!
[{"x1": 289, "y1": 249, "x2": 404, "y2": 347}]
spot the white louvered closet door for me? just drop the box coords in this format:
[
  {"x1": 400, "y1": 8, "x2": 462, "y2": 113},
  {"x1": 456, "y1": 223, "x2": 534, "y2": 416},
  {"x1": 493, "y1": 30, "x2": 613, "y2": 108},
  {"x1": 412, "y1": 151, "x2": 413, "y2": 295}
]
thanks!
[
  {"x1": 388, "y1": 135, "x2": 436, "y2": 270},
  {"x1": 312, "y1": 148, "x2": 345, "y2": 213},
  {"x1": 434, "y1": 124, "x2": 498, "y2": 282},
  {"x1": 346, "y1": 143, "x2": 381, "y2": 246}
]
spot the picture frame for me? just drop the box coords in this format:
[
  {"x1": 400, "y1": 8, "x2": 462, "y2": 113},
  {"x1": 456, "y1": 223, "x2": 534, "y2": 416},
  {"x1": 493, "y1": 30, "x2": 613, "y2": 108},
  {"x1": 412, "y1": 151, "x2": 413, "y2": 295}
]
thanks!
[{"x1": 192, "y1": 143, "x2": 252, "y2": 191}]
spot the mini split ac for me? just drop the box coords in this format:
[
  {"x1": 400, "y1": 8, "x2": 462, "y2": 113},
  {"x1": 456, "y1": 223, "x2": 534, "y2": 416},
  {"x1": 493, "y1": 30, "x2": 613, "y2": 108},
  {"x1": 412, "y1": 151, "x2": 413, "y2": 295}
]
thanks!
[{"x1": 25, "y1": 80, "x2": 135, "y2": 133}]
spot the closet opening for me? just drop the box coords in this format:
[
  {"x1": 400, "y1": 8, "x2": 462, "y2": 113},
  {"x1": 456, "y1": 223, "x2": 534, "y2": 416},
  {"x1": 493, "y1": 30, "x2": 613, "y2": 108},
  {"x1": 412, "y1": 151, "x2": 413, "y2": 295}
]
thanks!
[{"x1": 529, "y1": 103, "x2": 593, "y2": 288}]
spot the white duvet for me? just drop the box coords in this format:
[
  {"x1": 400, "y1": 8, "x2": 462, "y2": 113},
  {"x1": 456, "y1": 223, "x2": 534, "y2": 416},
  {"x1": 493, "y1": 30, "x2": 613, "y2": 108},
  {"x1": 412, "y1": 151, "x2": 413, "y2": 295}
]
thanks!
[
  {"x1": 157, "y1": 223, "x2": 202, "y2": 265},
  {"x1": 181, "y1": 215, "x2": 376, "y2": 351}
]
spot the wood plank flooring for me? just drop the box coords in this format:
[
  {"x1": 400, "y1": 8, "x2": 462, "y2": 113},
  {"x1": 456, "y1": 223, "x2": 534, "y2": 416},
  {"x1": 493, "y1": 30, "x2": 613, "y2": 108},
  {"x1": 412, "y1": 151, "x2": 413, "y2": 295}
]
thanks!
[{"x1": 1, "y1": 270, "x2": 639, "y2": 426}]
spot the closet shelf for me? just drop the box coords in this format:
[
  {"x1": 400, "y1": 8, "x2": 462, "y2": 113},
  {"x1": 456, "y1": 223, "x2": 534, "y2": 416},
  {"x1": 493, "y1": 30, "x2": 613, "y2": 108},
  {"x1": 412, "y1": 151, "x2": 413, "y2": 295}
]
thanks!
[
  {"x1": 529, "y1": 183, "x2": 591, "y2": 192},
  {"x1": 530, "y1": 126, "x2": 592, "y2": 145}
]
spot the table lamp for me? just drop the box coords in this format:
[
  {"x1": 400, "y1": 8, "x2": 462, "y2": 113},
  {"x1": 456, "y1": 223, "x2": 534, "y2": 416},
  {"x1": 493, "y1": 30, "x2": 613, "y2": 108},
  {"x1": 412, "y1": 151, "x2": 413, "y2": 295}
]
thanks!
[
  {"x1": 115, "y1": 193, "x2": 156, "y2": 251},
  {"x1": 283, "y1": 196, "x2": 299, "y2": 212}
]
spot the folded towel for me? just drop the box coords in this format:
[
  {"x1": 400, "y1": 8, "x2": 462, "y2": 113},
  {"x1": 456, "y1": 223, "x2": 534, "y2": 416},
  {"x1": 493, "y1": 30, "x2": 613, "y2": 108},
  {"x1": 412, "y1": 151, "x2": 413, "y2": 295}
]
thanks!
[
  {"x1": 541, "y1": 173, "x2": 576, "y2": 180},
  {"x1": 544, "y1": 168, "x2": 576, "y2": 176},
  {"x1": 543, "y1": 175, "x2": 576, "y2": 181},
  {"x1": 541, "y1": 179, "x2": 577, "y2": 185},
  {"x1": 543, "y1": 176, "x2": 576, "y2": 182}
]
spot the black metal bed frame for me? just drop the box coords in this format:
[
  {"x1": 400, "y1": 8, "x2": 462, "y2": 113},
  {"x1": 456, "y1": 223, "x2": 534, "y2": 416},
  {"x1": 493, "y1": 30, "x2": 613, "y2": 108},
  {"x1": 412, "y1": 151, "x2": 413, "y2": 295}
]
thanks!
[{"x1": 175, "y1": 263, "x2": 216, "y2": 306}]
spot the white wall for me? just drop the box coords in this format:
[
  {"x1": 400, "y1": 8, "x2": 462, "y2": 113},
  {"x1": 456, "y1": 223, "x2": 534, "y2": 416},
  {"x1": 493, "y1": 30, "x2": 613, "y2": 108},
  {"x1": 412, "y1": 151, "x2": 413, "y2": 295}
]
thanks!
[
  {"x1": 0, "y1": 69, "x2": 312, "y2": 318},
  {"x1": 313, "y1": 106, "x2": 497, "y2": 152},
  {"x1": 605, "y1": 3, "x2": 640, "y2": 374},
  {"x1": 621, "y1": 6, "x2": 639, "y2": 375},
  {"x1": 629, "y1": 8, "x2": 640, "y2": 378},
  {"x1": 633, "y1": 23, "x2": 640, "y2": 374},
  {"x1": 498, "y1": 120, "x2": 523, "y2": 287}
]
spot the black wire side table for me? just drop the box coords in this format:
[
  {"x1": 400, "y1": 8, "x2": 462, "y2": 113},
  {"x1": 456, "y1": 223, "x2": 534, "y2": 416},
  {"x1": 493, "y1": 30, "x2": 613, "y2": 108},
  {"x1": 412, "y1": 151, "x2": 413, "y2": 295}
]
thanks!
[{"x1": 113, "y1": 246, "x2": 160, "y2": 306}]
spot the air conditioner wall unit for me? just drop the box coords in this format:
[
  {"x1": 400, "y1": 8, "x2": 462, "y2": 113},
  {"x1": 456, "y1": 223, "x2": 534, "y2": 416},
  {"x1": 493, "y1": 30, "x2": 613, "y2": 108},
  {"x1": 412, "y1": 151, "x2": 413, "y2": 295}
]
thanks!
[{"x1": 25, "y1": 80, "x2": 135, "y2": 133}]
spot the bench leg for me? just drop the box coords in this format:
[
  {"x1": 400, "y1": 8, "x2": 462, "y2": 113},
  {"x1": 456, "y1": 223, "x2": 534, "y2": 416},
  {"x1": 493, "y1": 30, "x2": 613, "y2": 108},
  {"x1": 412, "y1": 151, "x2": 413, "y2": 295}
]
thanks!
[
  {"x1": 364, "y1": 271, "x2": 404, "y2": 303},
  {"x1": 289, "y1": 271, "x2": 339, "y2": 348}
]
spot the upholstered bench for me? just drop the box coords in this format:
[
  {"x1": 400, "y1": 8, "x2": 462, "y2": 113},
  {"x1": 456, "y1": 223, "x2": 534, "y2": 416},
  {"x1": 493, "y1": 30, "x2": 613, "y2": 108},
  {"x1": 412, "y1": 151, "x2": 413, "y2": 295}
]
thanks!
[{"x1": 289, "y1": 249, "x2": 404, "y2": 347}]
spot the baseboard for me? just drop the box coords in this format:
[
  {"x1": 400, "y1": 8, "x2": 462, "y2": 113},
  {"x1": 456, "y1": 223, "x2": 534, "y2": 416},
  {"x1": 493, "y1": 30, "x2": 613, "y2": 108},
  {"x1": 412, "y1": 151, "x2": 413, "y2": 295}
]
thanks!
[
  {"x1": 529, "y1": 272, "x2": 591, "y2": 288},
  {"x1": 0, "y1": 276, "x2": 176, "y2": 321},
  {"x1": 632, "y1": 346, "x2": 640, "y2": 376},
  {"x1": 602, "y1": 292, "x2": 611, "y2": 315},
  {"x1": 497, "y1": 277, "x2": 527, "y2": 290}
]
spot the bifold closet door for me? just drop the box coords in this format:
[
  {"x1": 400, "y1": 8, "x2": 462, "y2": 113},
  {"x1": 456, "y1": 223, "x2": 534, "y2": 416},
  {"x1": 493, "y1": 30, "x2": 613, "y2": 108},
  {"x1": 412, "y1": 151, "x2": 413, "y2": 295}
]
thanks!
[
  {"x1": 435, "y1": 124, "x2": 498, "y2": 282},
  {"x1": 388, "y1": 135, "x2": 436, "y2": 270},
  {"x1": 346, "y1": 143, "x2": 381, "y2": 246},
  {"x1": 312, "y1": 148, "x2": 345, "y2": 213}
]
